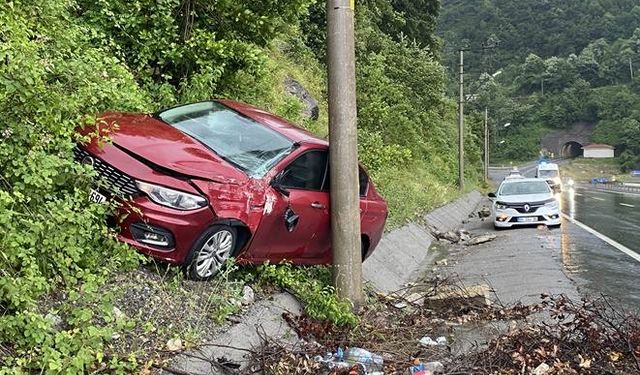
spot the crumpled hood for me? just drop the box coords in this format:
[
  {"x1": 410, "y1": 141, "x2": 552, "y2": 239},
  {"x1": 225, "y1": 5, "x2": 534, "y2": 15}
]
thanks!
[
  {"x1": 87, "y1": 113, "x2": 248, "y2": 184},
  {"x1": 497, "y1": 193, "x2": 554, "y2": 204}
]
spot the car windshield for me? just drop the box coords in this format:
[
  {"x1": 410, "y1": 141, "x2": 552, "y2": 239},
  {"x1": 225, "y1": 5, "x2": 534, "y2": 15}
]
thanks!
[
  {"x1": 538, "y1": 169, "x2": 559, "y2": 178},
  {"x1": 157, "y1": 102, "x2": 295, "y2": 177},
  {"x1": 499, "y1": 180, "x2": 551, "y2": 196}
]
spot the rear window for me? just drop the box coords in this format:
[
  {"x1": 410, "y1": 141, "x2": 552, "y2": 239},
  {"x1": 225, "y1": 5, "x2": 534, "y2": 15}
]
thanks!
[
  {"x1": 499, "y1": 180, "x2": 551, "y2": 196},
  {"x1": 156, "y1": 101, "x2": 294, "y2": 177},
  {"x1": 538, "y1": 169, "x2": 559, "y2": 178}
]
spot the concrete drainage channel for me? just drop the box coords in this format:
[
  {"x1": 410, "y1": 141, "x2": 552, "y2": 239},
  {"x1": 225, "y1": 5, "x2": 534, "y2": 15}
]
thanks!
[{"x1": 163, "y1": 191, "x2": 483, "y2": 375}]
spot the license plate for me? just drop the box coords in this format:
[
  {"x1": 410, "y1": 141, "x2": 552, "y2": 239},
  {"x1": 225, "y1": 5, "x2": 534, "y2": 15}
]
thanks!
[
  {"x1": 517, "y1": 217, "x2": 537, "y2": 223},
  {"x1": 89, "y1": 189, "x2": 107, "y2": 204}
]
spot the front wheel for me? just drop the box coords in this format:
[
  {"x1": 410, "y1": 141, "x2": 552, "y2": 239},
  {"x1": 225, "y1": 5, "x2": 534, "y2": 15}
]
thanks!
[{"x1": 184, "y1": 225, "x2": 237, "y2": 280}]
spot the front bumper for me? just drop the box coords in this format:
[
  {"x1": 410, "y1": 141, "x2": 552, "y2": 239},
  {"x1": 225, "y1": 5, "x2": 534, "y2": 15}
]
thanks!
[
  {"x1": 494, "y1": 206, "x2": 561, "y2": 228},
  {"x1": 79, "y1": 143, "x2": 217, "y2": 264},
  {"x1": 115, "y1": 197, "x2": 215, "y2": 264}
]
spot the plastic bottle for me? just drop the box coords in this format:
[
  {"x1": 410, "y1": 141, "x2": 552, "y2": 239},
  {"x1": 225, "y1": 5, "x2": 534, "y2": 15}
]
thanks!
[{"x1": 344, "y1": 347, "x2": 384, "y2": 372}]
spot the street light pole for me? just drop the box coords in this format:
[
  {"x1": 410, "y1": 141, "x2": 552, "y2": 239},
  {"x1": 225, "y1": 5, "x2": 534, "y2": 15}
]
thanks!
[
  {"x1": 326, "y1": 0, "x2": 363, "y2": 307},
  {"x1": 484, "y1": 108, "x2": 489, "y2": 183},
  {"x1": 458, "y1": 49, "x2": 465, "y2": 191}
]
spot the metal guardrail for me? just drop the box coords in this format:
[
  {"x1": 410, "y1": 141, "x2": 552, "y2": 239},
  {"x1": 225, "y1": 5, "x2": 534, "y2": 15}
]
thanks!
[{"x1": 593, "y1": 183, "x2": 640, "y2": 194}]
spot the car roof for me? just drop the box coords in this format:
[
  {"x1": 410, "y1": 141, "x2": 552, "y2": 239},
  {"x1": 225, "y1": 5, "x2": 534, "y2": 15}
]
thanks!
[
  {"x1": 501, "y1": 177, "x2": 548, "y2": 184},
  {"x1": 218, "y1": 99, "x2": 329, "y2": 148}
]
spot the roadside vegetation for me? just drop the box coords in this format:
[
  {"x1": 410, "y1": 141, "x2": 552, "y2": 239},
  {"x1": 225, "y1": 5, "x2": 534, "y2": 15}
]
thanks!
[
  {"x1": 0, "y1": 0, "x2": 483, "y2": 372},
  {"x1": 560, "y1": 158, "x2": 632, "y2": 183}
]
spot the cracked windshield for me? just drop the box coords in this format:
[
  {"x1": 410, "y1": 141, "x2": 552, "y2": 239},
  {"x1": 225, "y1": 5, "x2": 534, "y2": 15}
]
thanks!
[{"x1": 3, "y1": 0, "x2": 640, "y2": 374}]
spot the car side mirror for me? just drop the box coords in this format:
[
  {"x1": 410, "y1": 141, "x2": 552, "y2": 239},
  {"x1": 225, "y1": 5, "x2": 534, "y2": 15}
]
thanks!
[
  {"x1": 271, "y1": 171, "x2": 290, "y2": 197},
  {"x1": 488, "y1": 192, "x2": 496, "y2": 198}
]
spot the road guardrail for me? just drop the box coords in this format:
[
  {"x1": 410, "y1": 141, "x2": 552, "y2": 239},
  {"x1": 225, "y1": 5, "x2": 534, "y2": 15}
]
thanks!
[{"x1": 594, "y1": 183, "x2": 640, "y2": 194}]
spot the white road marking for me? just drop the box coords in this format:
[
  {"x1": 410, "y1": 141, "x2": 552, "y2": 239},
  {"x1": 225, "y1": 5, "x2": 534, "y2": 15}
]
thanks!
[
  {"x1": 574, "y1": 192, "x2": 583, "y2": 196},
  {"x1": 620, "y1": 203, "x2": 635, "y2": 208},
  {"x1": 592, "y1": 197, "x2": 605, "y2": 201},
  {"x1": 562, "y1": 213, "x2": 640, "y2": 263}
]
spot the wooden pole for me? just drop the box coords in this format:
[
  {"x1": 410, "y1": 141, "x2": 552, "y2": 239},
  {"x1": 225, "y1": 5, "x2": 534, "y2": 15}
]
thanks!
[
  {"x1": 327, "y1": 0, "x2": 363, "y2": 306},
  {"x1": 458, "y1": 49, "x2": 465, "y2": 191}
]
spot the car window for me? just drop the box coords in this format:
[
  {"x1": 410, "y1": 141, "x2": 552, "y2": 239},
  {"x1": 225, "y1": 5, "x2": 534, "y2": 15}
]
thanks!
[
  {"x1": 156, "y1": 101, "x2": 295, "y2": 177},
  {"x1": 321, "y1": 165, "x2": 369, "y2": 196},
  {"x1": 358, "y1": 168, "x2": 369, "y2": 196},
  {"x1": 538, "y1": 169, "x2": 559, "y2": 178},
  {"x1": 499, "y1": 181, "x2": 551, "y2": 196},
  {"x1": 280, "y1": 151, "x2": 328, "y2": 191}
]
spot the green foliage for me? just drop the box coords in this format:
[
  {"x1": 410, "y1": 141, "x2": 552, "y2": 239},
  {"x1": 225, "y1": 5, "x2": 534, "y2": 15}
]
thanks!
[
  {"x1": 440, "y1": 1, "x2": 640, "y2": 164},
  {"x1": 256, "y1": 263, "x2": 358, "y2": 327},
  {"x1": 0, "y1": 1, "x2": 150, "y2": 372},
  {"x1": 350, "y1": 3, "x2": 482, "y2": 221},
  {"x1": 0, "y1": 0, "x2": 318, "y2": 372},
  {"x1": 439, "y1": 0, "x2": 640, "y2": 71},
  {"x1": 77, "y1": 0, "x2": 314, "y2": 105},
  {"x1": 298, "y1": 0, "x2": 478, "y2": 224}
]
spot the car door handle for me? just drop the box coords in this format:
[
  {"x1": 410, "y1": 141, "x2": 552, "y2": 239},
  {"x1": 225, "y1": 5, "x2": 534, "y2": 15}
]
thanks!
[{"x1": 311, "y1": 202, "x2": 326, "y2": 209}]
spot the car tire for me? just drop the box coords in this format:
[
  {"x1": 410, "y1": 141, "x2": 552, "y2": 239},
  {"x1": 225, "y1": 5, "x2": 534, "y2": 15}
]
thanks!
[{"x1": 184, "y1": 225, "x2": 237, "y2": 280}]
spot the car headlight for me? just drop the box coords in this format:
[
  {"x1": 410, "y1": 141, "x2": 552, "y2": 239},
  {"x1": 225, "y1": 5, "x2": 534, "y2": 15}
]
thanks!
[
  {"x1": 495, "y1": 202, "x2": 508, "y2": 210},
  {"x1": 136, "y1": 181, "x2": 208, "y2": 210}
]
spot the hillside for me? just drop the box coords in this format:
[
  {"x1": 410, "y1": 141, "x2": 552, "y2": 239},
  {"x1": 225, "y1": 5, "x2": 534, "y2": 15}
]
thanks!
[{"x1": 438, "y1": 0, "x2": 640, "y2": 168}]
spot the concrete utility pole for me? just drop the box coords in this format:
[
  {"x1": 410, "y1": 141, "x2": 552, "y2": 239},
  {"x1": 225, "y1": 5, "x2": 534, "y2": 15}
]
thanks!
[
  {"x1": 326, "y1": 0, "x2": 363, "y2": 306},
  {"x1": 630, "y1": 57, "x2": 634, "y2": 80},
  {"x1": 458, "y1": 49, "x2": 465, "y2": 191},
  {"x1": 484, "y1": 107, "x2": 489, "y2": 183}
]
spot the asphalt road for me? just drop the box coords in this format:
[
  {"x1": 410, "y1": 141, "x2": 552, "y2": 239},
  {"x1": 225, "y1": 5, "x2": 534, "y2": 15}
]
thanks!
[
  {"x1": 448, "y1": 166, "x2": 640, "y2": 311},
  {"x1": 560, "y1": 187, "x2": 640, "y2": 309}
]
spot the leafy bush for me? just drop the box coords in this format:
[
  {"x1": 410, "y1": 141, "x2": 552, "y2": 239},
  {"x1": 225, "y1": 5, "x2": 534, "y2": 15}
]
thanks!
[
  {"x1": 256, "y1": 263, "x2": 358, "y2": 327},
  {"x1": 0, "y1": 1, "x2": 149, "y2": 372},
  {"x1": 77, "y1": 0, "x2": 314, "y2": 105}
]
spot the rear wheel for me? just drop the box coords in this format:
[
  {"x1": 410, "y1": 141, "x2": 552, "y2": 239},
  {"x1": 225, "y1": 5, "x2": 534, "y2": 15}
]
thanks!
[{"x1": 184, "y1": 225, "x2": 237, "y2": 280}]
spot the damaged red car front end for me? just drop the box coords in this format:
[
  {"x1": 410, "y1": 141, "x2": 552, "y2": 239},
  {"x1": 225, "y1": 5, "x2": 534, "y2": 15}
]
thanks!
[{"x1": 76, "y1": 100, "x2": 388, "y2": 279}]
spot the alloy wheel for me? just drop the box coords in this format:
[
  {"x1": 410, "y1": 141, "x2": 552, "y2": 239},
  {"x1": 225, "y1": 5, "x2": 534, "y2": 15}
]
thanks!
[{"x1": 194, "y1": 229, "x2": 234, "y2": 278}]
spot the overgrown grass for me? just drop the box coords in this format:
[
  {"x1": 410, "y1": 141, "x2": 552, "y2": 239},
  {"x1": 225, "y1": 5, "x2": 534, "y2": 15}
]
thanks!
[{"x1": 560, "y1": 157, "x2": 628, "y2": 183}]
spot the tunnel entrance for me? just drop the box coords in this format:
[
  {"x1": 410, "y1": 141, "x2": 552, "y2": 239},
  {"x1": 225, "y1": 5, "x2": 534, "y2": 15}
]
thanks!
[{"x1": 561, "y1": 141, "x2": 584, "y2": 158}]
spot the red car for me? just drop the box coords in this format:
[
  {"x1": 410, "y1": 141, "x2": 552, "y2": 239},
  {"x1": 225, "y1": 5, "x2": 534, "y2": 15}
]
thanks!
[{"x1": 76, "y1": 100, "x2": 388, "y2": 279}]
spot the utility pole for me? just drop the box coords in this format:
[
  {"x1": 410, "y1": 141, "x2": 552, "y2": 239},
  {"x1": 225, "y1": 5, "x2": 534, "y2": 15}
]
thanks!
[
  {"x1": 458, "y1": 49, "x2": 465, "y2": 191},
  {"x1": 484, "y1": 107, "x2": 489, "y2": 183},
  {"x1": 630, "y1": 57, "x2": 634, "y2": 80},
  {"x1": 326, "y1": 0, "x2": 363, "y2": 306}
]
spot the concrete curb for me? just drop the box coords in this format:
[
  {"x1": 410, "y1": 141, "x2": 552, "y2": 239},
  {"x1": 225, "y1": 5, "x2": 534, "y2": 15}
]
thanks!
[
  {"x1": 164, "y1": 292, "x2": 302, "y2": 375},
  {"x1": 363, "y1": 191, "x2": 483, "y2": 293}
]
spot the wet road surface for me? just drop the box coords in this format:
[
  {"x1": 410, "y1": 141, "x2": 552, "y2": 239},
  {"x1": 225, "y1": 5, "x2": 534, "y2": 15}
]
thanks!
[{"x1": 560, "y1": 187, "x2": 640, "y2": 309}]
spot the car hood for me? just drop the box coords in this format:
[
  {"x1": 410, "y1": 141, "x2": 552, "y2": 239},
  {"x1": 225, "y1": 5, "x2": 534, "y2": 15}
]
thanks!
[
  {"x1": 496, "y1": 193, "x2": 554, "y2": 204},
  {"x1": 87, "y1": 113, "x2": 248, "y2": 184}
]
